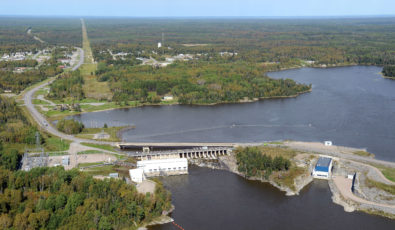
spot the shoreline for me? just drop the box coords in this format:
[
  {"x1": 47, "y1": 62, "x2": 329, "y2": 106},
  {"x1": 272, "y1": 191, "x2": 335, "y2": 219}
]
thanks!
[
  {"x1": 47, "y1": 87, "x2": 313, "y2": 121},
  {"x1": 39, "y1": 63, "x2": 384, "y2": 122},
  {"x1": 189, "y1": 142, "x2": 395, "y2": 219},
  {"x1": 46, "y1": 63, "x2": 382, "y2": 121}
]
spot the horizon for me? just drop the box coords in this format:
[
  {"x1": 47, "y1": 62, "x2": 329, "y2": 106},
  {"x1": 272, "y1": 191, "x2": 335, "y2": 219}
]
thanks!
[{"x1": 1, "y1": 0, "x2": 395, "y2": 17}]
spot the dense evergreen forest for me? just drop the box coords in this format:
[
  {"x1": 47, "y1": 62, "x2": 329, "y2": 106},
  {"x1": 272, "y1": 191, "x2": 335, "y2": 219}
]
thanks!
[{"x1": 382, "y1": 65, "x2": 395, "y2": 78}]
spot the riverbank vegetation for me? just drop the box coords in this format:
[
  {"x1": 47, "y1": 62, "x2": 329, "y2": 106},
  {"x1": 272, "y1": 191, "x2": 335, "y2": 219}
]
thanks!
[
  {"x1": 0, "y1": 166, "x2": 172, "y2": 229},
  {"x1": 382, "y1": 65, "x2": 395, "y2": 78}
]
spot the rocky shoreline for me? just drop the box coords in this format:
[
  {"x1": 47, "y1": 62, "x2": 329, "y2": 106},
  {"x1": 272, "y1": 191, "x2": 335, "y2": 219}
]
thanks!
[
  {"x1": 138, "y1": 205, "x2": 175, "y2": 230},
  {"x1": 189, "y1": 150, "x2": 395, "y2": 219},
  {"x1": 189, "y1": 154, "x2": 313, "y2": 196}
]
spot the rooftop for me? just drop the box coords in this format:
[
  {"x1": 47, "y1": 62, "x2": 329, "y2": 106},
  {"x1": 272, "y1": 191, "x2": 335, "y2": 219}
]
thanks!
[{"x1": 316, "y1": 157, "x2": 332, "y2": 168}]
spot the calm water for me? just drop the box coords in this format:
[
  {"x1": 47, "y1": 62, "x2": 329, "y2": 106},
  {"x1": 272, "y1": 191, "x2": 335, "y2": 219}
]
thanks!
[
  {"x1": 71, "y1": 66, "x2": 395, "y2": 161},
  {"x1": 70, "y1": 66, "x2": 395, "y2": 228},
  {"x1": 150, "y1": 166, "x2": 395, "y2": 230}
]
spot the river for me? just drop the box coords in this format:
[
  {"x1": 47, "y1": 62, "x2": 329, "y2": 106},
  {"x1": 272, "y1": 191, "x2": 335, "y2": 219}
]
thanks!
[
  {"x1": 69, "y1": 66, "x2": 395, "y2": 228},
  {"x1": 71, "y1": 66, "x2": 395, "y2": 161},
  {"x1": 150, "y1": 166, "x2": 395, "y2": 230}
]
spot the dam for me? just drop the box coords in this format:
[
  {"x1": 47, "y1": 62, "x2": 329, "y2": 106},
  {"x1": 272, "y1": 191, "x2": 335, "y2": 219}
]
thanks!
[{"x1": 125, "y1": 146, "x2": 232, "y2": 160}]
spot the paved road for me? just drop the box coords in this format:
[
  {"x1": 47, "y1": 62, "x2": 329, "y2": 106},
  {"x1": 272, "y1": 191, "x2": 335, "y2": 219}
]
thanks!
[
  {"x1": 22, "y1": 46, "x2": 116, "y2": 145},
  {"x1": 333, "y1": 176, "x2": 395, "y2": 209},
  {"x1": 72, "y1": 47, "x2": 84, "y2": 71},
  {"x1": 284, "y1": 141, "x2": 395, "y2": 168}
]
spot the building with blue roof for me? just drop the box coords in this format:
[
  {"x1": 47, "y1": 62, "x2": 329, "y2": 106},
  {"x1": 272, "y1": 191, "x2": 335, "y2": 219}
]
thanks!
[{"x1": 312, "y1": 157, "x2": 333, "y2": 179}]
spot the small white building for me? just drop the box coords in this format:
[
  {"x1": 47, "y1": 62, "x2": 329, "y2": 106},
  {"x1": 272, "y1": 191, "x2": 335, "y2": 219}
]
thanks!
[
  {"x1": 324, "y1": 141, "x2": 332, "y2": 146},
  {"x1": 162, "y1": 95, "x2": 174, "y2": 101},
  {"x1": 137, "y1": 158, "x2": 188, "y2": 176},
  {"x1": 312, "y1": 157, "x2": 333, "y2": 179},
  {"x1": 129, "y1": 168, "x2": 145, "y2": 183},
  {"x1": 158, "y1": 42, "x2": 162, "y2": 48}
]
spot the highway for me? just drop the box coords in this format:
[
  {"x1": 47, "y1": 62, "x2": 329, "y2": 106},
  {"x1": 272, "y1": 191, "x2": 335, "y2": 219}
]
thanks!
[
  {"x1": 72, "y1": 47, "x2": 84, "y2": 71},
  {"x1": 23, "y1": 46, "x2": 97, "y2": 144}
]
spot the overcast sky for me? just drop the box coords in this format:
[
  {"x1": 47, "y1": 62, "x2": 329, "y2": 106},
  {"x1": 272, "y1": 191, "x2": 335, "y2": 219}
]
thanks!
[{"x1": 1, "y1": 0, "x2": 394, "y2": 17}]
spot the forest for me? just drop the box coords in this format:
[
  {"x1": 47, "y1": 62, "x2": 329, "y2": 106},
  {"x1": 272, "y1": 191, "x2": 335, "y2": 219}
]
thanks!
[
  {"x1": 0, "y1": 166, "x2": 172, "y2": 229},
  {"x1": 86, "y1": 18, "x2": 395, "y2": 66},
  {"x1": 48, "y1": 70, "x2": 85, "y2": 100},
  {"x1": 235, "y1": 147, "x2": 291, "y2": 178},
  {"x1": 98, "y1": 61, "x2": 311, "y2": 104},
  {"x1": 0, "y1": 62, "x2": 62, "y2": 93},
  {"x1": 0, "y1": 96, "x2": 39, "y2": 148},
  {"x1": 0, "y1": 17, "x2": 81, "y2": 53}
]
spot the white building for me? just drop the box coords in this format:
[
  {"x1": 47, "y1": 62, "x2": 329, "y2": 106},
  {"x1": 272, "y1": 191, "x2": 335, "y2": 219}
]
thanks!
[
  {"x1": 158, "y1": 42, "x2": 162, "y2": 48},
  {"x1": 162, "y1": 95, "x2": 174, "y2": 101},
  {"x1": 129, "y1": 168, "x2": 145, "y2": 183},
  {"x1": 312, "y1": 157, "x2": 333, "y2": 179},
  {"x1": 137, "y1": 158, "x2": 188, "y2": 176}
]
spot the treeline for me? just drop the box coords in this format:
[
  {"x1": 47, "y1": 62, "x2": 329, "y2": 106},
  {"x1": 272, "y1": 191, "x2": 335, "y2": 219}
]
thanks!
[
  {"x1": 0, "y1": 96, "x2": 40, "y2": 146},
  {"x1": 0, "y1": 59, "x2": 38, "y2": 69},
  {"x1": 0, "y1": 96, "x2": 41, "y2": 171},
  {"x1": 382, "y1": 65, "x2": 395, "y2": 78},
  {"x1": 235, "y1": 147, "x2": 291, "y2": 178},
  {"x1": 87, "y1": 18, "x2": 395, "y2": 66},
  {"x1": 56, "y1": 119, "x2": 84, "y2": 134},
  {"x1": 48, "y1": 70, "x2": 85, "y2": 100},
  {"x1": 97, "y1": 61, "x2": 311, "y2": 104},
  {"x1": 0, "y1": 166, "x2": 172, "y2": 229},
  {"x1": 0, "y1": 62, "x2": 62, "y2": 93}
]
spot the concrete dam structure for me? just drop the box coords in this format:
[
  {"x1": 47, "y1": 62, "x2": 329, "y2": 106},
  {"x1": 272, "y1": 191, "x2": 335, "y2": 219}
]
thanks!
[{"x1": 126, "y1": 146, "x2": 232, "y2": 160}]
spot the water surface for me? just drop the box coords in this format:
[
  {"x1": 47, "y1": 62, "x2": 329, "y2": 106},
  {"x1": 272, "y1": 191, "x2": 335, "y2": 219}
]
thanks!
[
  {"x1": 71, "y1": 66, "x2": 395, "y2": 161},
  {"x1": 150, "y1": 166, "x2": 395, "y2": 230}
]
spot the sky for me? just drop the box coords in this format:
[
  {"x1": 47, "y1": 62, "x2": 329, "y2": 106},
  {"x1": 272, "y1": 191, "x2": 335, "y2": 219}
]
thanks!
[{"x1": 1, "y1": 0, "x2": 394, "y2": 17}]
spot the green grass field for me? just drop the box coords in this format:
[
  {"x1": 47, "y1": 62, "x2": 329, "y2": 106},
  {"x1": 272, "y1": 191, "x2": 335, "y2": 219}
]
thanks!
[{"x1": 81, "y1": 19, "x2": 112, "y2": 100}]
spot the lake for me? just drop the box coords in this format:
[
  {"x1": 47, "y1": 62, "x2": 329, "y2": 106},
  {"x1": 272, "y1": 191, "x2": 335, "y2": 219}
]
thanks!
[
  {"x1": 69, "y1": 66, "x2": 395, "y2": 228},
  {"x1": 71, "y1": 66, "x2": 395, "y2": 161}
]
